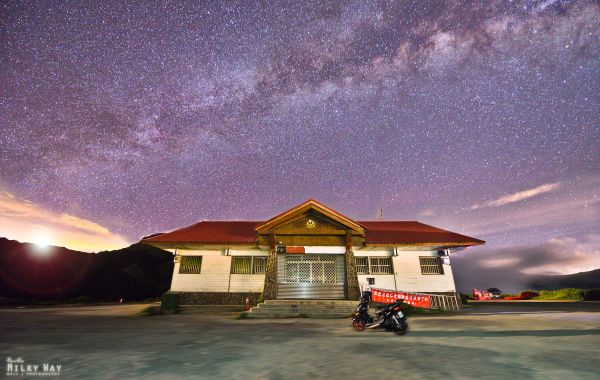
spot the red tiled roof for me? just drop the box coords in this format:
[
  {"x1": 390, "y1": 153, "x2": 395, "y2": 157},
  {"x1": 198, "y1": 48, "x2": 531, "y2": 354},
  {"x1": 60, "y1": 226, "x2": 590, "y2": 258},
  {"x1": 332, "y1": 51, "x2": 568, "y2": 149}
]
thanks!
[
  {"x1": 143, "y1": 221, "x2": 260, "y2": 244},
  {"x1": 142, "y1": 220, "x2": 484, "y2": 246},
  {"x1": 359, "y1": 221, "x2": 485, "y2": 245}
]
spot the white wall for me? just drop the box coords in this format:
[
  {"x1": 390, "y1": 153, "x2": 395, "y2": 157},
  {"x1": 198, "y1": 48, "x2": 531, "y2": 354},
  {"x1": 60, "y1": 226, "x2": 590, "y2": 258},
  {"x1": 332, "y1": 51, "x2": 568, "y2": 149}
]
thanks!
[
  {"x1": 171, "y1": 249, "x2": 268, "y2": 292},
  {"x1": 229, "y1": 274, "x2": 266, "y2": 292},
  {"x1": 355, "y1": 250, "x2": 396, "y2": 291},
  {"x1": 392, "y1": 251, "x2": 456, "y2": 293},
  {"x1": 358, "y1": 275, "x2": 396, "y2": 291},
  {"x1": 354, "y1": 249, "x2": 456, "y2": 293},
  {"x1": 171, "y1": 249, "x2": 231, "y2": 292},
  {"x1": 170, "y1": 248, "x2": 456, "y2": 294}
]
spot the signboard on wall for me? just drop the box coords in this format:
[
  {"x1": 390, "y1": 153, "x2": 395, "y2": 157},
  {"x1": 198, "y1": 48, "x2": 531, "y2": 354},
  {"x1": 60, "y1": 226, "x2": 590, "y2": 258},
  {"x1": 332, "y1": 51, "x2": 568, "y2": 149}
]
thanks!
[{"x1": 277, "y1": 246, "x2": 306, "y2": 254}]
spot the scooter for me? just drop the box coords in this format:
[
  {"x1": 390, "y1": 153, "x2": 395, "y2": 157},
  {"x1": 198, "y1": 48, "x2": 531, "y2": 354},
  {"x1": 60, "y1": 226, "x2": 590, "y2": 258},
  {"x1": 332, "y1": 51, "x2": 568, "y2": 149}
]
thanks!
[{"x1": 352, "y1": 292, "x2": 408, "y2": 335}]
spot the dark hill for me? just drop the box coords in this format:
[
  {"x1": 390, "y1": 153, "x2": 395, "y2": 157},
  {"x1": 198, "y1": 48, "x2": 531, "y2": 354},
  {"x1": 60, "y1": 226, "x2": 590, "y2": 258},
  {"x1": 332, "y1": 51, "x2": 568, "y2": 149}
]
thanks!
[
  {"x1": 0, "y1": 237, "x2": 173, "y2": 304},
  {"x1": 525, "y1": 269, "x2": 600, "y2": 290}
]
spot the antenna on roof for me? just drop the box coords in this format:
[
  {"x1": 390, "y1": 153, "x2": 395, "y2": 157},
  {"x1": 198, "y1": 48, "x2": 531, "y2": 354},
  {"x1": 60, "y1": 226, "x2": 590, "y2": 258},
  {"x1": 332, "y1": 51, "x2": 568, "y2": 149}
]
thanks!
[{"x1": 377, "y1": 208, "x2": 384, "y2": 221}]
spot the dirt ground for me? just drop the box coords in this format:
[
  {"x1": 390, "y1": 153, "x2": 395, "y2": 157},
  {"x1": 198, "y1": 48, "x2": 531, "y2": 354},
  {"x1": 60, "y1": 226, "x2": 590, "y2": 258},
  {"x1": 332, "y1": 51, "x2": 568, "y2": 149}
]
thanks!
[{"x1": 1, "y1": 302, "x2": 599, "y2": 379}]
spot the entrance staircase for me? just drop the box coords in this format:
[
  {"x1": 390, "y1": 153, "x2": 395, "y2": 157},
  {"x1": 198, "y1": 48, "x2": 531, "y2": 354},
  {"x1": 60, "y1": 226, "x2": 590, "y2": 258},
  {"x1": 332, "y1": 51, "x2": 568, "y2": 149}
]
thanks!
[{"x1": 247, "y1": 299, "x2": 357, "y2": 319}]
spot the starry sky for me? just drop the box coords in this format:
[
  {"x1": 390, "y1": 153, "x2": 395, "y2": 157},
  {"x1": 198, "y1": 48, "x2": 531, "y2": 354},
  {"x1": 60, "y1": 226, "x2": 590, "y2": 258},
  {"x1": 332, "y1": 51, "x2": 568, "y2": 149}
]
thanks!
[{"x1": 0, "y1": 1, "x2": 599, "y2": 280}]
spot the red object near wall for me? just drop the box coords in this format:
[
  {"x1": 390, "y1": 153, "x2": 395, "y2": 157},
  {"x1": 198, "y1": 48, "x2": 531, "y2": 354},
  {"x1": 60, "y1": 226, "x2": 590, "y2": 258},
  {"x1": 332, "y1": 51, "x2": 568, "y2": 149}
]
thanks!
[
  {"x1": 371, "y1": 288, "x2": 431, "y2": 308},
  {"x1": 473, "y1": 288, "x2": 491, "y2": 300}
]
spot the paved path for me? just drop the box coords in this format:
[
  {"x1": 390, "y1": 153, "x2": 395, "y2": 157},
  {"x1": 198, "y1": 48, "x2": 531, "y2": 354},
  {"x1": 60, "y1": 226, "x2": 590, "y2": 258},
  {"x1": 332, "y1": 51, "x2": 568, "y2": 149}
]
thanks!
[{"x1": 1, "y1": 303, "x2": 599, "y2": 379}]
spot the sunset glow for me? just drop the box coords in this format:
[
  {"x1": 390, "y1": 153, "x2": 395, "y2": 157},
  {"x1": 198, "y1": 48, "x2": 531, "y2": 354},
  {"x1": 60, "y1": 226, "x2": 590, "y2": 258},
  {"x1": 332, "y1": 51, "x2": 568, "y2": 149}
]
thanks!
[{"x1": 0, "y1": 192, "x2": 130, "y2": 252}]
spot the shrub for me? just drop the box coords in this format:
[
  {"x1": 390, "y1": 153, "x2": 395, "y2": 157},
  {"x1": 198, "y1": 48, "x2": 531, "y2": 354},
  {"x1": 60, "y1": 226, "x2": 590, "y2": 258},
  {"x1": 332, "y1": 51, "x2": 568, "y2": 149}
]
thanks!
[
  {"x1": 519, "y1": 291, "x2": 540, "y2": 299},
  {"x1": 534, "y1": 288, "x2": 584, "y2": 301},
  {"x1": 160, "y1": 292, "x2": 180, "y2": 311},
  {"x1": 459, "y1": 293, "x2": 472, "y2": 305},
  {"x1": 584, "y1": 289, "x2": 600, "y2": 301}
]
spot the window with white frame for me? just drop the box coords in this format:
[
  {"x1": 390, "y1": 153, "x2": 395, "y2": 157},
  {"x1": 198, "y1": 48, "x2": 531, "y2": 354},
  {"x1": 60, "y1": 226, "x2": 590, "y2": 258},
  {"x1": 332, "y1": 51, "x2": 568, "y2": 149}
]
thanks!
[
  {"x1": 419, "y1": 256, "x2": 444, "y2": 275},
  {"x1": 179, "y1": 256, "x2": 202, "y2": 274},
  {"x1": 355, "y1": 257, "x2": 369, "y2": 274},
  {"x1": 252, "y1": 257, "x2": 267, "y2": 274},
  {"x1": 354, "y1": 257, "x2": 393, "y2": 275},
  {"x1": 370, "y1": 257, "x2": 393, "y2": 274}
]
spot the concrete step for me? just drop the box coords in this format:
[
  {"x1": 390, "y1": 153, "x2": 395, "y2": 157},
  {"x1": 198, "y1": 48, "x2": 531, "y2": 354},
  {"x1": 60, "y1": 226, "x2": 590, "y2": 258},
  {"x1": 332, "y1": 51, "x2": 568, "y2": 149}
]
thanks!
[
  {"x1": 247, "y1": 311, "x2": 352, "y2": 319},
  {"x1": 263, "y1": 300, "x2": 357, "y2": 305},
  {"x1": 252, "y1": 303, "x2": 356, "y2": 309},
  {"x1": 251, "y1": 309, "x2": 370, "y2": 316},
  {"x1": 247, "y1": 300, "x2": 357, "y2": 318},
  {"x1": 252, "y1": 307, "x2": 354, "y2": 314},
  {"x1": 259, "y1": 303, "x2": 355, "y2": 308}
]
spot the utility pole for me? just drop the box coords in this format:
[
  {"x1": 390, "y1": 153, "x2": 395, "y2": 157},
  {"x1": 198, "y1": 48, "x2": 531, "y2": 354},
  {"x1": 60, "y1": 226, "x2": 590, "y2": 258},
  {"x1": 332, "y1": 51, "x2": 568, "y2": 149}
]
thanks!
[{"x1": 377, "y1": 208, "x2": 384, "y2": 221}]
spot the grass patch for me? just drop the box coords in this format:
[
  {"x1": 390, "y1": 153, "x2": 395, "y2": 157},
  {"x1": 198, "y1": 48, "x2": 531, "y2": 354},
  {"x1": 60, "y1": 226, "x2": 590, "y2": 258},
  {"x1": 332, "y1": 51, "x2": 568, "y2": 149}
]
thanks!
[
  {"x1": 235, "y1": 312, "x2": 249, "y2": 319},
  {"x1": 533, "y1": 288, "x2": 585, "y2": 301},
  {"x1": 499, "y1": 288, "x2": 598, "y2": 301}
]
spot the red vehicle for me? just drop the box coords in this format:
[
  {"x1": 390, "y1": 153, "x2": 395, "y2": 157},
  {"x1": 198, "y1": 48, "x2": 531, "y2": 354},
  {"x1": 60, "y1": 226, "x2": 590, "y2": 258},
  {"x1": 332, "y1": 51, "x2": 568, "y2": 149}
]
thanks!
[
  {"x1": 473, "y1": 288, "x2": 491, "y2": 300},
  {"x1": 473, "y1": 288, "x2": 504, "y2": 300}
]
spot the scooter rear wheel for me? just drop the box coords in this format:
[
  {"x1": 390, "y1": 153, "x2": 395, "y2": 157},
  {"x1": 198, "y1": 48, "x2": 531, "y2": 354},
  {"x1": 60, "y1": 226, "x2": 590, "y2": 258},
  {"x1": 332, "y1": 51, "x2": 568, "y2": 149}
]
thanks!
[{"x1": 352, "y1": 319, "x2": 366, "y2": 331}]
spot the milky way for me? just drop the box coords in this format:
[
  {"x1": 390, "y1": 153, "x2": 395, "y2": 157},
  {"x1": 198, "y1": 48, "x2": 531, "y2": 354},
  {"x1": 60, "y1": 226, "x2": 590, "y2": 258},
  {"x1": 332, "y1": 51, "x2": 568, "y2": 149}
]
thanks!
[{"x1": 0, "y1": 1, "x2": 599, "y2": 269}]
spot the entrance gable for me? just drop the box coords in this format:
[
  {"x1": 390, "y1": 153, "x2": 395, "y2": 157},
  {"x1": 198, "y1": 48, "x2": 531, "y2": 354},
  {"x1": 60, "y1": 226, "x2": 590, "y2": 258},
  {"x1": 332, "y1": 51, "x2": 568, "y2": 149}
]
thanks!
[
  {"x1": 272, "y1": 212, "x2": 349, "y2": 235},
  {"x1": 256, "y1": 199, "x2": 364, "y2": 235}
]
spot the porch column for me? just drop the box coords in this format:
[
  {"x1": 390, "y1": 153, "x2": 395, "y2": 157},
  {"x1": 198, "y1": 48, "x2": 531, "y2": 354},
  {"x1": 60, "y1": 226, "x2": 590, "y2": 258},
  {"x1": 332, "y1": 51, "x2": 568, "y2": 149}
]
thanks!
[
  {"x1": 345, "y1": 231, "x2": 361, "y2": 300},
  {"x1": 262, "y1": 233, "x2": 278, "y2": 300}
]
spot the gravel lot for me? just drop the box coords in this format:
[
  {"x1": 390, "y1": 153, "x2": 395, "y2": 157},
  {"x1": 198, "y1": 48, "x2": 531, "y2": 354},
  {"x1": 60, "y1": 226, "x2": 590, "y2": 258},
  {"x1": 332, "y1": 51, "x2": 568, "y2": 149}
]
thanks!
[{"x1": 1, "y1": 302, "x2": 599, "y2": 379}]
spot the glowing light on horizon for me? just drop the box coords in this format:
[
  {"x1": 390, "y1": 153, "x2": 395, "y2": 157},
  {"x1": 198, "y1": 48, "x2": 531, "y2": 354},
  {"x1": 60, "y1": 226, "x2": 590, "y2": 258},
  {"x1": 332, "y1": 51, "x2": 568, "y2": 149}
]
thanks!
[{"x1": 31, "y1": 229, "x2": 54, "y2": 255}]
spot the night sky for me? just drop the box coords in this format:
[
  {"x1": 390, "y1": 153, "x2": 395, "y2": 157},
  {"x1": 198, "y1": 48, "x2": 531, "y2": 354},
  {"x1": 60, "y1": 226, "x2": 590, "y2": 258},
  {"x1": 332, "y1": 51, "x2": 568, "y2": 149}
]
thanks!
[{"x1": 0, "y1": 1, "x2": 598, "y2": 281}]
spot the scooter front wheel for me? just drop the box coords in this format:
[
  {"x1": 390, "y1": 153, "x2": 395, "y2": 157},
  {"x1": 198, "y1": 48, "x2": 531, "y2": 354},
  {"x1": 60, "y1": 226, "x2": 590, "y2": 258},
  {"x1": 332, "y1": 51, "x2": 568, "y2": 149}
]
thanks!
[
  {"x1": 352, "y1": 319, "x2": 366, "y2": 331},
  {"x1": 394, "y1": 324, "x2": 408, "y2": 335}
]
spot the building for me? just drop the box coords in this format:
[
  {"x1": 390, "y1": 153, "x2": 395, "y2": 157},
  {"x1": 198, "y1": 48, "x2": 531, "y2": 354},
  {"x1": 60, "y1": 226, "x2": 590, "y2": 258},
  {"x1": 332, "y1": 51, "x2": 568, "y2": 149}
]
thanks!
[{"x1": 142, "y1": 199, "x2": 484, "y2": 304}]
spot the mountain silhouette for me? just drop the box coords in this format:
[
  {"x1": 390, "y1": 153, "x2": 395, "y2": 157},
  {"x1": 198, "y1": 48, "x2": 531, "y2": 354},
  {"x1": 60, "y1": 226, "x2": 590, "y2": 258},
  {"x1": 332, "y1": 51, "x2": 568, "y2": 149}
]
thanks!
[{"x1": 0, "y1": 237, "x2": 173, "y2": 304}]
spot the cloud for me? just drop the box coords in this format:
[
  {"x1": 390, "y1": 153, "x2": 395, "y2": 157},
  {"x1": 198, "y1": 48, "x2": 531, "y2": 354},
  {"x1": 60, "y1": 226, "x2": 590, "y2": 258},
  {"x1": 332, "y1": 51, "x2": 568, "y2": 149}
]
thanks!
[
  {"x1": 0, "y1": 191, "x2": 129, "y2": 252},
  {"x1": 418, "y1": 208, "x2": 436, "y2": 217},
  {"x1": 452, "y1": 234, "x2": 600, "y2": 293},
  {"x1": 470, "y1": 182, "x2": 561, "y2": 209}
]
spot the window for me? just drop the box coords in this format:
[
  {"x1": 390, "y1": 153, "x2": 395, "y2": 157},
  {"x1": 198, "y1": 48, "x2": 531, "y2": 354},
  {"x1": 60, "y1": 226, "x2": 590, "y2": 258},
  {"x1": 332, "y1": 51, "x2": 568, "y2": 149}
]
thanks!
[
  {"x1": 179, "y1": 256, "x2": 202, "y2": 274},
  {"x1": 355, "y1": 257, "x2": 393, "y2": 275},
  {"x1": 370, "y1": 257, "x2": 393, "y2": 274},
  {"x1": 419, "y1": 256, "x2": 444, "y2": 275},
  {"x1": 231, "y1": 256, "x2": 267, "y2": 274},
  {"x1": 231, "y1": 257, "x2": 252, "y2": 274},
  {"x1": 355, "y1": 257, "x2": 369, "y2": 274},
  {"x1": 252, "y1": 257, "x2": 267, "y2": 274}
]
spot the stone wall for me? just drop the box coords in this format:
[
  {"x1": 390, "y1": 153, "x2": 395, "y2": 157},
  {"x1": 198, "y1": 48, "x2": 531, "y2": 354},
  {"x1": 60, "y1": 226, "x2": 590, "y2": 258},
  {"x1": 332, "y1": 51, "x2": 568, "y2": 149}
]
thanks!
[
  {"x1": 344, "y1": 249, "x2": 361, "y2": 300},
  {"x1": 262, "y1": 249, "x2": 278, "y2": 300},
  {"x1": 170, "y1": 291, "x2": 262, "y2": 305}
]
